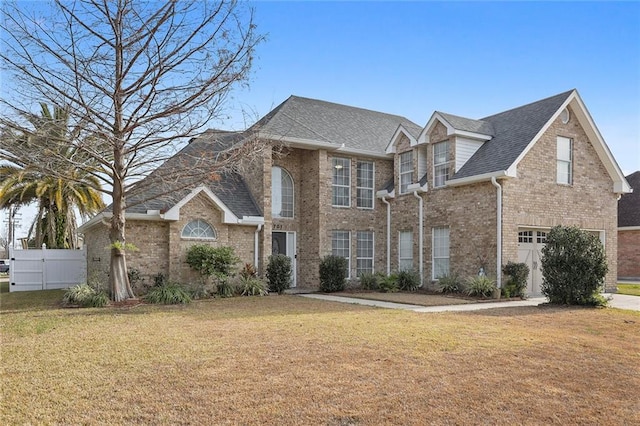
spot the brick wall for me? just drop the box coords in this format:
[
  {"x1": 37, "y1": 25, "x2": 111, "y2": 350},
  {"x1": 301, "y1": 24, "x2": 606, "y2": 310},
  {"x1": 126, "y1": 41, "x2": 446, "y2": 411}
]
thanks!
[
  {"x1": 502, "y1": 105, "x2": 618, "y2": 291},
  {"x1": 618, "y1": 229, "x2": 640, "y2": 278}
]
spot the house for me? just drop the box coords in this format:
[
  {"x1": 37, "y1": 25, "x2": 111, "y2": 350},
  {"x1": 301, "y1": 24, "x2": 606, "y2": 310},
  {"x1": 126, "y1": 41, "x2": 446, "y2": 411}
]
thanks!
[
  {"x1": 618, "y1": 171, "x2": 640, "y2": 280},
  {"x1": 79, "y1": 89, "x2": 631, "y2": 295}
]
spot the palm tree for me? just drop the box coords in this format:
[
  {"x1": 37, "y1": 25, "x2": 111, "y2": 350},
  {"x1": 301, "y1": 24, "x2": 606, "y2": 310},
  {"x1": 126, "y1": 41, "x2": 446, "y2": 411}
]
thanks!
[{"x1": 0, "y1": 104, "x2": 105, "y2": 248}]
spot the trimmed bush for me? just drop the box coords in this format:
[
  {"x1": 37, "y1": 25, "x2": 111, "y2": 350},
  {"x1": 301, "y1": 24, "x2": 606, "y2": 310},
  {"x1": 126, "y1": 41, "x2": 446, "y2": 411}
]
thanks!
[
  {"x1": 465, "y1": 275, "x2": 496, "y2": 298},
  {"x1": 318, "y1": 255, "x2": 348, "y2": 293},
  {"x1": 502, "y1": 262, "x2": 530, "y2": 298},
  {"x1": 359, "y1": 272, "x2": 379, "y2": 290},
  {"x1": 144, "y1": 283, "x2": 191, "y2": 304},
  {"x1": 438, "y1": 273, "x2": 463, "y2": 294},
  {"x1": 397, "y1": 269, "x2": 421, "y2": 291},
  {"x1": 541, "y1": 226, "x2": 608, "y2": 306},
  {"x1": 185, "y1": 245, "x2": 239, "y2": 279},
  {"x1": 266, "y1": 254, "x2": 292, "y2": 294},
  {"x1": 378, "y1": 273, "x2": 399, "y2": 293}
]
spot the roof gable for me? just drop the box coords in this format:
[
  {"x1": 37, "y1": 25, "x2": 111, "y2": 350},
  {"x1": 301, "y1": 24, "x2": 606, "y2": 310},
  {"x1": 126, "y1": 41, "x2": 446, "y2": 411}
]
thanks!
[{"x1": 417, "y1": 112, "x2": 493, "y2": 145}]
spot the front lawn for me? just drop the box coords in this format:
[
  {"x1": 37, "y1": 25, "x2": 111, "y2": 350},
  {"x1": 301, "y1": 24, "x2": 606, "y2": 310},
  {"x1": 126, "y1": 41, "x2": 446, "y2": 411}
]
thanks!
[
  {"x1": 618, "y1": 283, "x2": 640, "y2": 296},
  {"x1": 1, "y1": 292, "x2": 639, "y2": 424}
]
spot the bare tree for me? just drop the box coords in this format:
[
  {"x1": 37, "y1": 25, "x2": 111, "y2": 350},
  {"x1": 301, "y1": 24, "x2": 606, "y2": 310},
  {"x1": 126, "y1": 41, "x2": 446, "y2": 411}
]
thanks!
[{"x1": 0, "y1": 0, "x2": 265, "y2": 301}]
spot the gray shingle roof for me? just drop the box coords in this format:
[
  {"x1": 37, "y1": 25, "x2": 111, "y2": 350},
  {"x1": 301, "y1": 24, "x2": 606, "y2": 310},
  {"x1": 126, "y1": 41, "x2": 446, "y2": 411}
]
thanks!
[
  {"x1": 437, "y1": 112, "x2": 494, "y2": 136},
  {"x1": 254, "y1": 96, "x2": 422, "y2": 153},
  {"x1": 453, "y1": 90, "x2": 574, "y2": 179},
  {"x1": 619, "y1": 171, "x2": 640, "y2": 227},
  {"x1": 119, "y1": 132, "x2": 262, "y2": 219}
]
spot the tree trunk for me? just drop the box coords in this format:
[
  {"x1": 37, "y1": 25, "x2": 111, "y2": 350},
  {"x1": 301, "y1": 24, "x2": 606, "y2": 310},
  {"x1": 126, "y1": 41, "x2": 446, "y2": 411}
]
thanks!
[{"x1": 108, "y1": 174, "x2": 135, "y2": 301}]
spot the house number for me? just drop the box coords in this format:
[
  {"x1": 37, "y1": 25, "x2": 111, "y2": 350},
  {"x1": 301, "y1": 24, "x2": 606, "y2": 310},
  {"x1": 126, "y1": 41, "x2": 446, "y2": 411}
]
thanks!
[{"x1": 273, "y1": 224, "x2": 283, "y2": 230}]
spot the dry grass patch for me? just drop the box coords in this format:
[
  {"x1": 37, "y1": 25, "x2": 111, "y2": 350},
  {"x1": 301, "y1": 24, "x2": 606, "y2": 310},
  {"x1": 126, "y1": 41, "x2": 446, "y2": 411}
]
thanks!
[{"x1": 1, "y1": 295, "x2": 639, "y2": 425}]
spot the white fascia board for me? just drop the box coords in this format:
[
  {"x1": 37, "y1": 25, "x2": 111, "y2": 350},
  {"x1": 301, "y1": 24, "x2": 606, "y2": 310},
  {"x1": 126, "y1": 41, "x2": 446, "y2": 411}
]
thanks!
[
  {"x1": 77, "y1": 212, "x2": 108, "y2": 233},
  {"x1": 257, "y1": 132, "x2": 339, "y2": 150},
  {"x1": 335, "y1": 146, "x2": 390, "y2": 159},
  {"x1": 417, "y1": 112, "x2": 449, "y2": 145},
  {"x1": 619, "y1": 226, "x2": 640, "y2": 231},
  {"x1": 239, "y1": 216, "x2": 265, "y2": 226},
  {"x1": 162, "y1": 185, "x2": 241, "y2": 224},
  {"x1": 618, "y1": 225, "x2": 640, "y2": 231},
  {"x1": 77, "y1": 211, "x2": 164, "y2": 233},
  {"x1": 388, "y1": 125, "x2": 418, "y2": 152},
  {"x1": 452, "y1": 129, "x2": 492, "y2": 141},
  {"x1": 446, "y1": 170, "x2": 509, "y2": 187},
  {"x1": 407, "y1": 183, "x2": 427, "y2": 193}
]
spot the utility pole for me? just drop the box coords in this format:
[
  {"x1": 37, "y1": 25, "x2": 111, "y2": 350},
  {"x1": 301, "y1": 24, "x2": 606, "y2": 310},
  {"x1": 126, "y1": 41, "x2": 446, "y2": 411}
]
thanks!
[{"x1": 3, "y1": 206, "x2": 22, "y2": 255}]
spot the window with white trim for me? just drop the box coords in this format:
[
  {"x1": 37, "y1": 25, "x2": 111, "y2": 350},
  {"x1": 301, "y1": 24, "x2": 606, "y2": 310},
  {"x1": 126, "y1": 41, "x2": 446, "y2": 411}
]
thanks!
[
  {"x1": 272, "y1": 166, "x2": 294, "y2": 218},
  {"x1": 332, "y1": 230, "x2": 351, "y2": 278},
  {"x1": 356, "y1": 161, "x2": 374, "y2": 209},
  {"x1": 182, "y1": 219, "x2": 217, "y2": 240},
  {"x1": 332, "y1": 157, "x2": 351, "y2": 207},
  {"x1": 432, "y1": 227, "x2": 450, "y2": 279},
  {"x1": 356, "y1": 231, "x2": 374, "y2": 277},
  {"x1": 433, "y1": 141, "x2": 451, "y2": 188},
  {"x1": 399, "y1": 151, "x2": 413, "y2": 194},
  {"x1": 557, "y1": 136, "x2": 572, "y2": 185},
  {"x1": 398, "y1": 231, "x2": 413, "y2": 271}
]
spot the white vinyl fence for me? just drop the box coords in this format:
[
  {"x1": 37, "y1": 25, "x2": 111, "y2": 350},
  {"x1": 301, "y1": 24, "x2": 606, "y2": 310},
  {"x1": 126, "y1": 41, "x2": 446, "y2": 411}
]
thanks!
[{"x1": 9, "y1": 245, "x2": 87, "y2": 292}]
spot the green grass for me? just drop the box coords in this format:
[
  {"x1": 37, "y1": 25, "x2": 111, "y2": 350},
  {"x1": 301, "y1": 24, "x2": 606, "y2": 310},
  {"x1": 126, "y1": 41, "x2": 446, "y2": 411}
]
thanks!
[
  {"x1": 1, "y1": 290, "x2": 639, "y2": 425},
  {"x1": 617, "y1": 283, "x2": 640, "y2": 296}
]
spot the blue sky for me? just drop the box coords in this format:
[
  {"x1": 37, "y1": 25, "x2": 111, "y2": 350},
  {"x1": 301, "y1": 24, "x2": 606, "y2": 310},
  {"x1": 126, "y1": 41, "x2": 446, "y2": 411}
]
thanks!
[
  {"x1": 2, "y1": 1, "x2": 639, "y2": 240},
  {"x1": 228, "y1": 1, "x2": 639, "y2": 174}
]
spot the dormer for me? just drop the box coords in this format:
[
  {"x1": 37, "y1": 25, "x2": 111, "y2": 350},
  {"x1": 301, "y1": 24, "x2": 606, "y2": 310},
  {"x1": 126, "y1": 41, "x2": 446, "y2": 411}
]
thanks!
[{"x1": 414, "y1": 112, "x2": 494, "y2": 187}]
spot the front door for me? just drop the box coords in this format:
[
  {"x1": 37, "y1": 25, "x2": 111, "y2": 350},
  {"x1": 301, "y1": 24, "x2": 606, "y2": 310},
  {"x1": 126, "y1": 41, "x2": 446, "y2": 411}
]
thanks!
[
  {"x1": 517, "y1": 230, "x2": 547, "y2": 296},
  {"x1": 272, "y1": 231, "x2": 297, "y2": 287}
]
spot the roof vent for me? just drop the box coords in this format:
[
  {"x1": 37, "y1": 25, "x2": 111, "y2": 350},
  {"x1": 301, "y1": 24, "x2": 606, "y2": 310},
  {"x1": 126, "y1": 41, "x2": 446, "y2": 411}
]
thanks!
[{"x1": 560, "y1": 108, "x2": 570, "y2": 124}]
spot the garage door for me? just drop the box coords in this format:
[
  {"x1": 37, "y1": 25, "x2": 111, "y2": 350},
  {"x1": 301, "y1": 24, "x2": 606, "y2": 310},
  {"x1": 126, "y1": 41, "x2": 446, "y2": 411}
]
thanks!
[{"x1": 517, "y1": 230, "x2": 547, "y2": 296}]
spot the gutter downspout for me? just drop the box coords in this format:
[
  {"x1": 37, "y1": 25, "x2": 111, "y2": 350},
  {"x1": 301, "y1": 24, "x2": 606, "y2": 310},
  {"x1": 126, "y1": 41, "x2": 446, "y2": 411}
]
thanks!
[
  {"x1": 381, "y1": 196, "x2": 391, "y2": 275},
  {"x1": 412, "y1": 190, "x2": 424, "y2": 287},
  {"x1": 254, "y1": 224, "x2": 263, "y2": 270},
  {"x1": 491, "y1": 177, "x2": 502, "y2": 289}
]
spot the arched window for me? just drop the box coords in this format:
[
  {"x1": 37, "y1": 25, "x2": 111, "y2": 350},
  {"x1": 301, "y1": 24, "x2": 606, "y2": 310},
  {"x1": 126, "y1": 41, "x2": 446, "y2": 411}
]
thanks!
[
  {"x1": 272, "y1": 166, "x2": 294, "y2": 218},
  {"x1": 181, "y1": 219, "x2": 217, "y2": 239}
]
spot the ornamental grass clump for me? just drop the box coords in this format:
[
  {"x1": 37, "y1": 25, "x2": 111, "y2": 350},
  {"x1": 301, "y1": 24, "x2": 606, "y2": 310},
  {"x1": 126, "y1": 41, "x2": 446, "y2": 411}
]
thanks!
[
  {"x1": 63, "y1": 283, "x2": 109, "y2": 308},
  {"x1": 144, "y1": 282, "x2": 191, "y2": 304}
]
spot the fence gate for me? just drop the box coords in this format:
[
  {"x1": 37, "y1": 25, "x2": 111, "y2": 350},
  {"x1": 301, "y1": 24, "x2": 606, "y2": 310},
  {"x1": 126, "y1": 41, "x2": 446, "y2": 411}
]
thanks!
[{"x1": 9, "y1": 245, "x2": 87, "y2": 292}]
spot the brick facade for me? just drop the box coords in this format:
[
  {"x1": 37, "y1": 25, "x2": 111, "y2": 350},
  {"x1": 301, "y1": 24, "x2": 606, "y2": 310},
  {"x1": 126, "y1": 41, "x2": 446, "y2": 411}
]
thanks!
[
  {"x1": 618, "y1": 229, "x2": 640, "y2": 279},
  {"x1": 81, "y1": 93, "x2": 626, "y2": 295}
]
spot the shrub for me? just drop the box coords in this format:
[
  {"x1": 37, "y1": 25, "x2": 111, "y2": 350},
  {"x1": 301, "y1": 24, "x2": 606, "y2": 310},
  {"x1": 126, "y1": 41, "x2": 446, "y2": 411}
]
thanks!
[
  {"x1": 465, "y1": 275, "x2": 496, "y2": 298},
  {"x1": 144, "y1": 283, "x2": 191, "y2": 304},
  {"x1": 502, "y1": 262, "x2": 529, "y2": 299},
  {"x1": 359, "y1": 272, "x2": 379, "y2": 290},
  {"x1": 216, "y1": 279, "x2": 235, "y2": 298},
  {"x1": 153, "y1": 272, "x2": 168, "y2": 287},
  {"x1": 541, "y1": 226, "x2": 609, "y2": 306},
  {"x1": 127, "y1": 267, "x2": 143, "y2": 288},
  {"x1": 185, "y1": 245, "x2": 239, "y2": 279},
  {"x1": 438, "y1": 273, "x2": 463, "y2": 294},
  {"x1": 397, "y1": 269, "x2": 421, "y2": 292},
  {"x1": 266, "y1": 254, "x2": 292, "y2": 294},
  {"x1": 63, "y1": 283, "x2": 109, "y2": 308},
  {"x1": 236, "y1": 276, "x2": 268, "y2": 296},
  {"x1": 378, "y1": 273, "x2": 399, "y2": 293},
  {"x1": 318, "y1": 255, "x2": 348, "y2": 293}
]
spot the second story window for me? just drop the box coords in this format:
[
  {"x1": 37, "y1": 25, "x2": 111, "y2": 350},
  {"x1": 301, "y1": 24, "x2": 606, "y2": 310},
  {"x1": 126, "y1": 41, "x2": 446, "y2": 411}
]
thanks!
[
  {"x1": 433, "y1": 141, "x2": 451, "y2": 188},
  {"x1": 272, "y1": 166, "x2": 294, "y2": 218},
  {"x1": 399, "y1": 151, "x2": 413, "y2": 194},
  {"x1": 557, "y1": 136, "x2": 572, "y2": 185},
  {"x1": 332, "y1": 157, "x2": 351, "y2": 207},
  {"x1": 356, "y1": 161, "x2": 374, "y2": 209}
]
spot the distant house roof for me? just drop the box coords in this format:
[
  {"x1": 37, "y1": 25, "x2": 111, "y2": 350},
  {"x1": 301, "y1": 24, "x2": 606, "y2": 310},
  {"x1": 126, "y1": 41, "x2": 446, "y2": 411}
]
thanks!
[
  {"x1": 619, "y1": 171, "x2": 640, "y2": 227},
  {"x1": 253, "y1": 95, "x2": 422, "y2": 154},
  {"x1": 452, "y1": 90, "x2": 574, "y2": 179}
]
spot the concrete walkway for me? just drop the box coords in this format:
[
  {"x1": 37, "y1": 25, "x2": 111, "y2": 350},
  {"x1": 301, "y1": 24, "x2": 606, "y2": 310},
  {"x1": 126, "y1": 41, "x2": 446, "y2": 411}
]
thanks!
[{"x1": 299, "y1": 293, "x2": 640, "y2": 312}]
